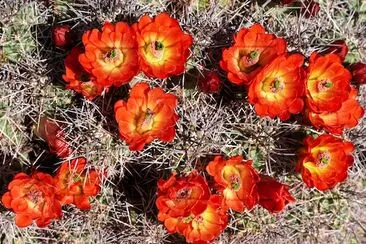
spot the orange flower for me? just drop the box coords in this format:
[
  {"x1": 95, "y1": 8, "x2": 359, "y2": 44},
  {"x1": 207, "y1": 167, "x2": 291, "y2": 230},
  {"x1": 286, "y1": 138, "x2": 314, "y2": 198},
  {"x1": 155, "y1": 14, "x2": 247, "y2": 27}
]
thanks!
[
  {"x1": 206, "y1": 156, "x2": 260, "y2": 212},
  {"x1": 34, "y1": 117, "x2": 72, "y2": 158},
  {"x1": 257, "y1": 175, "x2": 295, "y2": 214},
  {"x1": 63, "y1": 47, "x2": 104, "y2": 100},
  {"x1": 248, "y1": 54, "x2": 305, "y2": 120},
  {"x1": 296, "y1": 134, "x2": 354, "y2": 191},
  {"x1": 156, "y1": 171, "x2": 210, "y2": 232},
  {"x1": 307, "y1": 88, "x2": 364, "y2": 135},
  {"x1": 220, "y1": 23, "x2": 287, "y2": 86},
  {"x1": 114, "y1": 82, "x2": 179, "y2": 151},
  {"x1": 305, "y1": 52, "x2": 351, "y2": 113},
  {"x1": 174, "y1": 195, "x2": 228, "y2": 243},
  {"x1": 132, "y1": 13, "x2": 193, "y2": 79},
  {"x1": 54, "y1": 157, "x2": 102, "y2": 210},
  {"x1": 1, "y1": 172, "x2": 62, "y2": 228},
  {"x1": 79, "y1": 22, "x2": 139, "y2": 87}
]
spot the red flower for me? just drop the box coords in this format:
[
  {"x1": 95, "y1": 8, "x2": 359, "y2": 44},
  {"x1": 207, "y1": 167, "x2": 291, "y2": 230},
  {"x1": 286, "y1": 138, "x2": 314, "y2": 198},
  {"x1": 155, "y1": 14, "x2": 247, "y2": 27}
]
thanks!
[
  {"x1": 52, "y1": 25, "x2": 73, "y2": 48},
  {"x1": 281, "y1": 0, "x2": 294, "y2": 4},
  {"x1": 54, "y1": 157, "x2": 102, "y2": 210},
  {"x1": 307, "y1": 88, "x2": 364, "y2": 135},
  {"x1": 1, "y1": 172, "x2": 62, "y2": 228},
  {"x1": 296, "y1": 134, "x2": 354, "y2": 191},
  {"x1": 132, "y1": 13, "x2": 193, "y2": 79},
  {"x1": 63, "y1": 47, "x2": 105, "y2": 100},
  {"x1": 174, "y1": 195, "x2": 228, "y2": 243},
  {"x1": 301, "y1": 0, "x2": 320, "y2": 18},
  {"x1": 220, "y1": 23, "x2": 287, "y2": 86},
  {"x1": 305, "y1": 52, "x2": 351, "y2": 113},
  {"x1": 34, "y1": 117, "x2": 72, "y2": 158},
  {"x1": 257, "y1": 175, "x2": 295, "y2": 213},
  {"x1": 206, "y1": 156, "x2": 260, "y2": 212},
  {"x1": 248, "y1": 54, "x2": 305, "y2": 120},
  {"x1": 350, "y1": 62, "x2": 366, "y2": 84},
  {"x1": 79, "y1": 22, "x2": 139, "y2": 87},
  {"x1": 321, "y1": 40, "x2": 348, "y2": 61},
  {"x1": 114, "y1": 82, "x2": 179, "y2": 151},
  {"x1": 156, "y1": 172, "x2": 211, "y2": 233},
  {"x1": 198, "y1": 70, "x2": 221, "y2": 93}
]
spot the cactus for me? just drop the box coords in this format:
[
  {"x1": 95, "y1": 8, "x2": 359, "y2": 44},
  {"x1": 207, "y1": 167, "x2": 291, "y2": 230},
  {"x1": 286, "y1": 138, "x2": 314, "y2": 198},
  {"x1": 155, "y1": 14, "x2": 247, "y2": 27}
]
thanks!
[
  {"x1": 137, "y1": 0, "x2": 160, "y2": 5},
  {"x1": 49, "y1": 0, "x2": 72, "y2": 17},
  {"x1": 350, "y1": 0, "x2": 366, "y2": 23},
  {"x1": 190, "y1": 0, "x2": 210, "y2": 11},
  {"x1": 39, "y1": 84, "x2": 73, "y2": 112},
  {"x1": 0, "y1": 102, "x2": 29, "y2": 164},
  {"x1": 1, "y1": 3, "x2": 40, "y2": 62}
]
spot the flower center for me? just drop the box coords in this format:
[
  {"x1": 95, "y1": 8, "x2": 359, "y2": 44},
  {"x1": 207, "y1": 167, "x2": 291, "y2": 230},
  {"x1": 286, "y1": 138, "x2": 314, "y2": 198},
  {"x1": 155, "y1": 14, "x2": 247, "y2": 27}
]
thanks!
[
  {"x1": 239, "y1": 50, "x2": 260, "y2": 70},
  {"x1": 230, "y1": 174, "x2": 241, "y2": 191},
  {"x1": 136, "y1": 108, "x2": 155, "y2": 134},
  {"x1": 194, "y1": 215, "x2": 204, "y2": 224},
  {"x1": 182, "y1": 215, "x2": 194, "y2": 223},
  {"x1": 79, "y1": 73, "x2": 90, "y2": 82},
  {"x1": 26, "y1": 189, "x2": 43, "y2": 205},
  {"x1": 317, "y1": 79, "x2": 333, "y2": 92},
  {"x1": 103, "y1": 48, "x2": 124, "y2": 65},
  {"x1": 72, "y1": 174, "x2": 83, "y2": 183},
  {"x1": 270, "y1": 79, "x2": 284, "y2": 93},
  {"x1": 150, "y1": 41, "x2": 164, "y2": 59},
  {"x1": 80, "y1": 82, "x2": 97, "y2": 95},
  {"x1": 176, "y1": 188, "x2": 192, "y2": 200},
  {"x1": 317, "y1": 151, "x2": 330, "y2": 168}
]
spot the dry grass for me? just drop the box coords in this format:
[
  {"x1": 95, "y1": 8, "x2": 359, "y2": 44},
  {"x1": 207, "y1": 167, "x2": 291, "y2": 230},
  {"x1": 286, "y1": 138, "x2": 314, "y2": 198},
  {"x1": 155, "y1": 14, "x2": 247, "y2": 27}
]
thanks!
[{"x1": 0, "y1": 0, "x2": 365, "y2": 243}]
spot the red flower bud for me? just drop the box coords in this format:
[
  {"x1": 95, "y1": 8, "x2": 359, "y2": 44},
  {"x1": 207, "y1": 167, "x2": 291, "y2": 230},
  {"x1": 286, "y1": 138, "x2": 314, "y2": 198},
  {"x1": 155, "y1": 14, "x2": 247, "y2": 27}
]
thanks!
[
  {"x1": 301, "y1": 0, "x2": 320, "y2": 18},
  {"x1": 350, "y1": 62, "x2": 366, "y2": 84},
  {"x1": 198, "y1": 71, "x2": 221, "y2": 94},
  {"x1": 52, "y1": 25, "x2": 72, "y2": 48},
  {"x1": 321, "y1": 40, "x2": 348, "y2": 61},
  {"x1": 34, "y1": 116, "x2": 72, "y2": 158},
  {"x1": 281, "y1": 0, "x2": 294, "y2": 4},
  {"x1": 257, "y1": 175, "x2": 295, "y2": 213}
]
